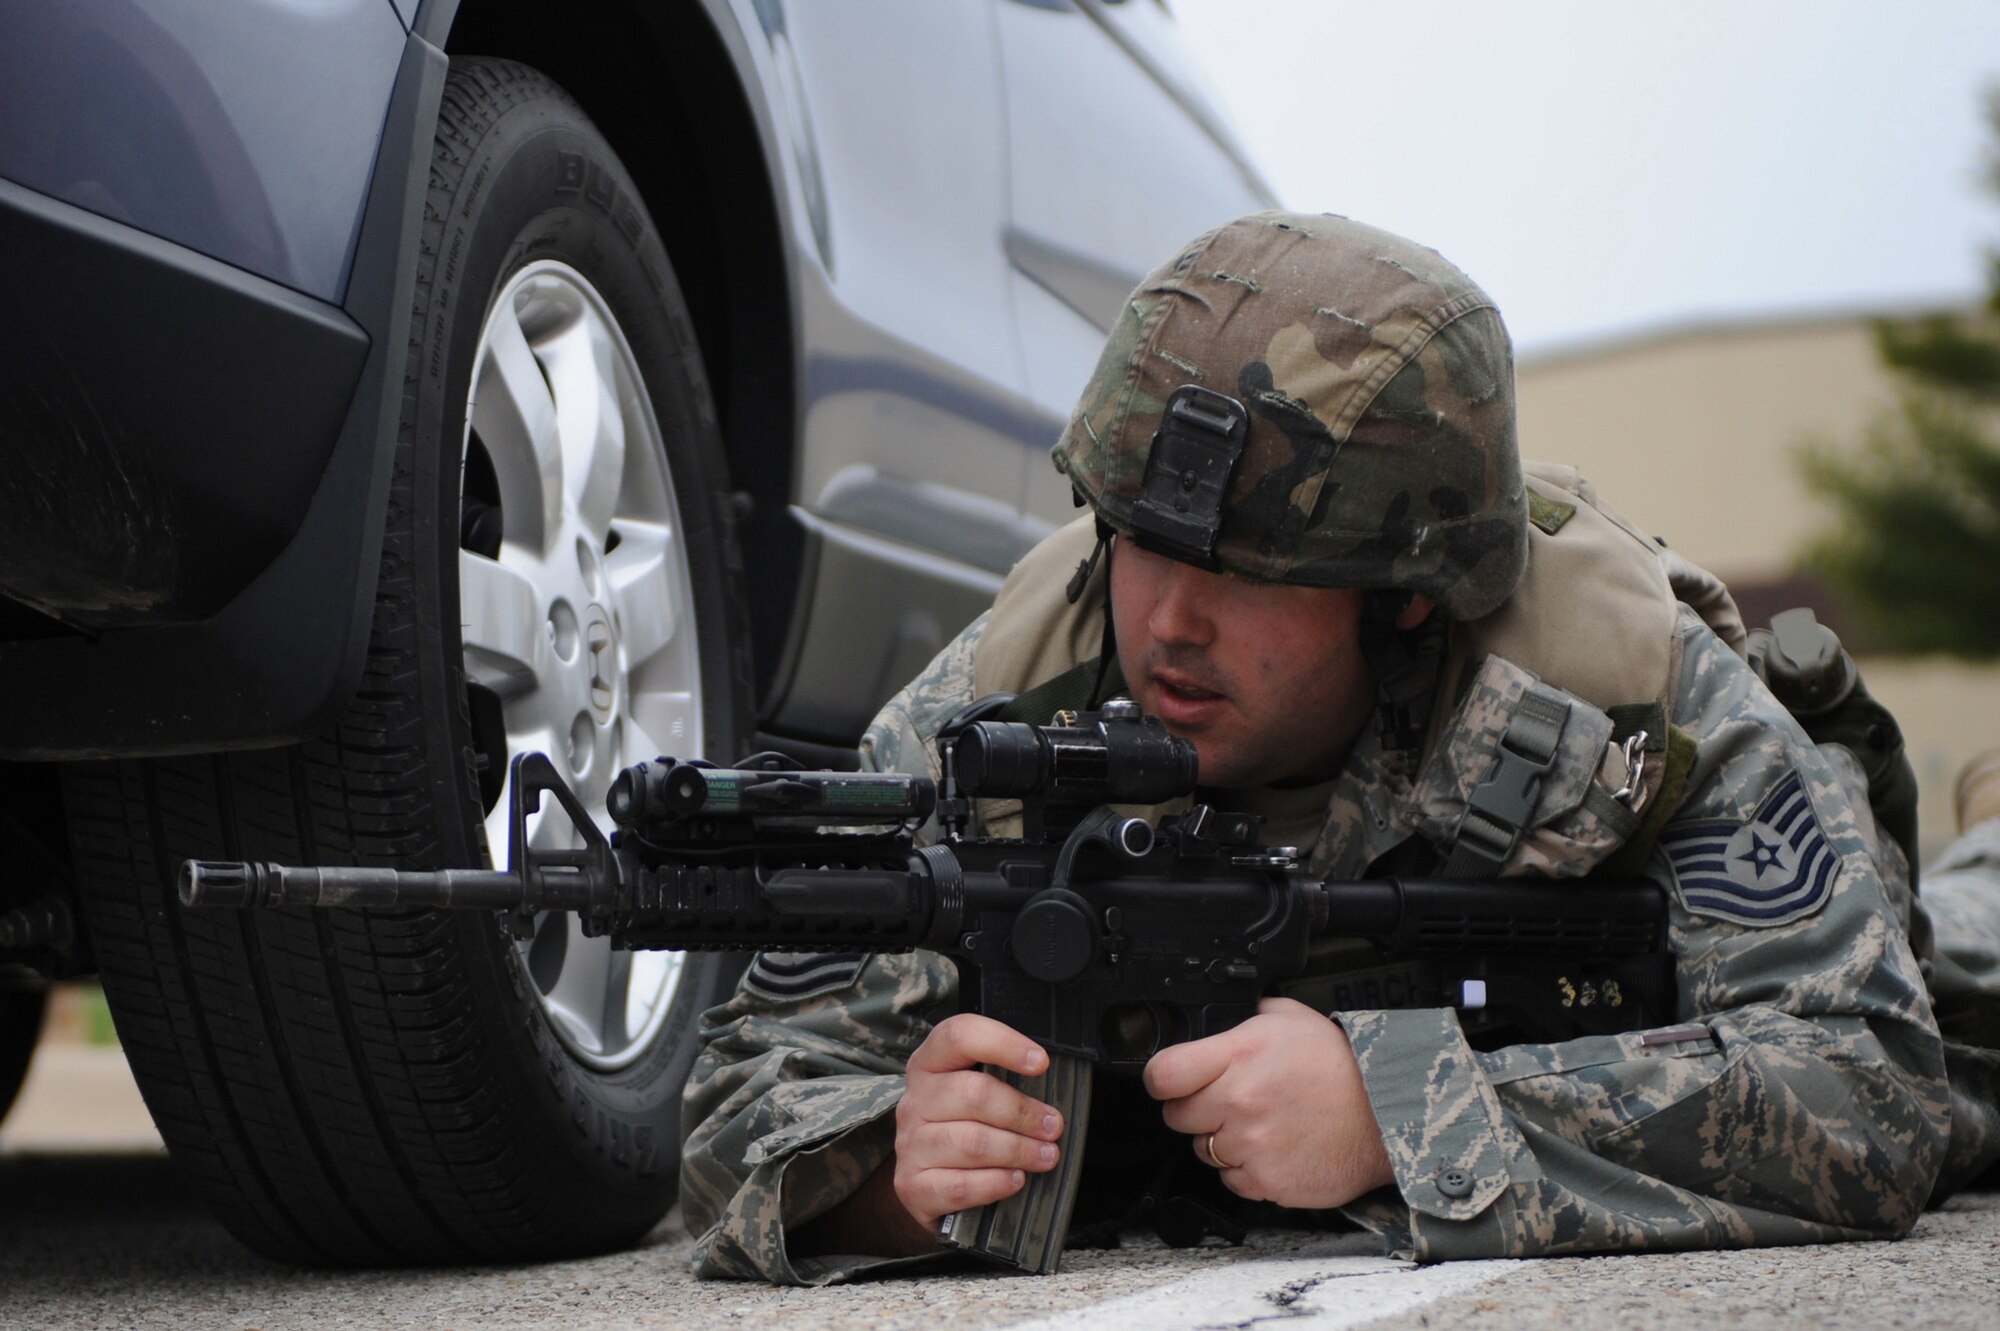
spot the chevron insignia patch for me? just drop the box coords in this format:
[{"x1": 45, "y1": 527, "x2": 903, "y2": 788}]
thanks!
[
  {"x1": 1658, "y1": 771, "x2": 1841, "y2": 927},
  {"x1": 743, "y1": 951, "x2": 867, "y2": 1002}
]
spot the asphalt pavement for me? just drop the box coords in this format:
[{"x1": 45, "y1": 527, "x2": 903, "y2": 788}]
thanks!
[{"x1": 3, "y1": 1046, "x2": 1994, "y2": 1331}]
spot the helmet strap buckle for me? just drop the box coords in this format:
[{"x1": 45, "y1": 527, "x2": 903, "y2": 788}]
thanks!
[{"x1": 1129, "y1": 385, "x2": 1249, "y2": 568}]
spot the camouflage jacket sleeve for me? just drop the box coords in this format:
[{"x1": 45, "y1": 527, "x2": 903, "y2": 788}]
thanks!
[
  {"x1": 678, "y1": 614, "x2": 988, "y2": 1284},
  {"x1": 1338, "y1": 608, "x2": 1951, "y2": 1259},
  {"x1": 1918, "y1": 817, "x2": 2000, "y2": 1193}
]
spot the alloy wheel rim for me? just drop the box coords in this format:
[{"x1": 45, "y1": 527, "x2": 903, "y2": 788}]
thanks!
[{"x1": 457, "y1": 260, "x2": 702, "y2": 1072}]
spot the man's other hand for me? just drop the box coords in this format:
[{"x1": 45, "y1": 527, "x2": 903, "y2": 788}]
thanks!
[
  {"x1": 1143, "y1": 997, "x2": 1395, "y2": 1208},
  {"x1": 893, "y1": 1013, "x2": 1068, "y2": 1231}
]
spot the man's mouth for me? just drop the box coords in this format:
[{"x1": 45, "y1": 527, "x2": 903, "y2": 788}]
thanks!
[{"x1": 1147, "y1": 669, "x2": 1227, "y2": 724}]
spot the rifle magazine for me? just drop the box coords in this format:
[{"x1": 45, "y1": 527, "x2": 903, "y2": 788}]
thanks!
[{"x1": 939, "y1": 1053, "x2": 1093, "y2": 1274}]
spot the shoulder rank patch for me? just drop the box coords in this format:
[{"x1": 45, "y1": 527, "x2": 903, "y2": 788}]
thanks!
[
  {"x1": 1658, "y1": 771, "x2": 1840, "y2": 927},
  {"x1": 744, "y1": 951, "x2": 868, "y2": 1003}
]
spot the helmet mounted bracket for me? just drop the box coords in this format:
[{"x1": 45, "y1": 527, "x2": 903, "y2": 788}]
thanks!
[{"x1": 1127, "y1": 385, "x2": 1249, "y2": 569}]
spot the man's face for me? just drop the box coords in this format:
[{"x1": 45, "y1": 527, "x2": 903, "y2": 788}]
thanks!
[{"x1": 1109, "y1": 538, "x2": 1382, "y2": 788}]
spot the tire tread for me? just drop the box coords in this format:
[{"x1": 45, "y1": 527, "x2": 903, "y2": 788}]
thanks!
[{"x1": 69, "y1": 56, "x2": 743, "y2": 1266}]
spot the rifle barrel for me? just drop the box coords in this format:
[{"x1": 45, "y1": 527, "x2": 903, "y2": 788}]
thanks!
[{"x1": 181, "y1": 860, "x2": 530, "y2": 911}]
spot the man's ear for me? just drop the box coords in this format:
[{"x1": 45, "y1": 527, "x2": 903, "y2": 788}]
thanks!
[{"x1": 1395, "y1": 593, "x2": 1436, "y2": 631}]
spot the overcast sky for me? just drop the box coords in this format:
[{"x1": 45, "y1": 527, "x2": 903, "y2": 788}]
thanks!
[{"x1": 1169, "y1": 1, "x2": 2000, "y2": 357}]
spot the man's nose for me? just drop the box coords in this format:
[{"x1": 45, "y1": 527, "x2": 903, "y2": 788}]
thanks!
[{"x1": 1147, "y1": 562, "x2": 1217, "y2": 645}]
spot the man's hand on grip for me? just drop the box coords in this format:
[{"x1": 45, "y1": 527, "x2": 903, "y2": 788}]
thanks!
[{"x1": 1144, "y1": 997, "x2": 1394, "y2": 1209}]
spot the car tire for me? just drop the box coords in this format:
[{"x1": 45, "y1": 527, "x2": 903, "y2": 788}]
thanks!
[
  {"x1": 64, "y1": 58, "x2": 752, "y2": 1264},
  {"x1": 0, "y1": 987, "x2": 46, "y2": 1127}
]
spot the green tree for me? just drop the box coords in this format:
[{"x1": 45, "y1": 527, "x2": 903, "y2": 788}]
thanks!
[{"x1": 1798, "y1": 89, "x2": 2000, "y2": 657}]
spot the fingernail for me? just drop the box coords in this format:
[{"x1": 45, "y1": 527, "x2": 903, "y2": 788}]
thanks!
[
  {"x1": 1042, "y1": 1112, "x2": 1061, "y2": 1137},
  {"x1": 1038, "y1": 1143, "x2": 1056, "y2": 1165}
]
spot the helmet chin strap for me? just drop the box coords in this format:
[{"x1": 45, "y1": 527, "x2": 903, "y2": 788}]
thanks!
[
  {"x1": 1090, "y1": 528, "x2": 1122, "y2": 706},
  {"x1": 1064, "y1": 515, "x2": 1122, "y2": 708},
  {"x1": 1360, "y1": 590, "x2": 1444, "y2": 754},
  {"x1": 1066, "y1": 516, "x2": 1114, "y2": 605}
]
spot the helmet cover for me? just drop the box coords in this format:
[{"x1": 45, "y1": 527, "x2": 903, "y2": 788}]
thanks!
[{"x1": 1054, "y1": 211, "x2": 1527, "y2": 619}]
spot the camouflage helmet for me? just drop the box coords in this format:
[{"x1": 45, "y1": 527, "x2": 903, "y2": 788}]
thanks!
[{"x1": 1053, "y1": 211, "x2": 1527, "y2": 620}]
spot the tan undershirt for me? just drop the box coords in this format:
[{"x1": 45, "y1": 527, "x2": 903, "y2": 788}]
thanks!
[{"x1": 1207, "y1": 778, "x2": 1340, "y2": 861}]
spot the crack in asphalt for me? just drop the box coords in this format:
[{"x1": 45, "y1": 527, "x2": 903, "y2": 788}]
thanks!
[{"x1": 1194, "y1": 1272, "x2": 1344, "y2": 1329}]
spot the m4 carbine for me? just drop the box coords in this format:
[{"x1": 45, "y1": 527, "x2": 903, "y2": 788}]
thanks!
[{"x1": 182, "y1": 699, "x2": 1673, "y2": 1274}]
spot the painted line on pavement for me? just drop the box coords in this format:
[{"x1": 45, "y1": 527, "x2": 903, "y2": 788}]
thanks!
[{"x1": 1003, "y1": 1253, "x2": 1516, "y2": 1331}]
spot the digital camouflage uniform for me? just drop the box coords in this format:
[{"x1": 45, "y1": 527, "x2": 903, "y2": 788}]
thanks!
[{"x1": 680, "y1": 213, "x2": 1991, "y2": 1283}]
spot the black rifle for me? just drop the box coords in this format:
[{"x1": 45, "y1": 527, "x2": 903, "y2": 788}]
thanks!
[{"x1": 181, "y1": 700, "x2": 1673, "y2": 1274}]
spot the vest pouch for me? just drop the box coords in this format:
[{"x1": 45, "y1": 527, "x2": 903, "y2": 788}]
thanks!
[{"x1": 1412, "y1": 656, "x2": 1646, "y2": 877}]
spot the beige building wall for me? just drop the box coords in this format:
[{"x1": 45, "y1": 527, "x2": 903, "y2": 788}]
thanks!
[
  {"x1": 1516, "y1": 315, "x2": 1895, "y2": 582},
  {"x1": 1516, "y1": 313, "x2": 1998, "y2": 862},
  {"x1": 1864, "y1": 659, "x2": 2000, "y2": 862}
]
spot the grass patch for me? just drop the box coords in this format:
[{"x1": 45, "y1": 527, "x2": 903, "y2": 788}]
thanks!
[{"x1": 77, "y1": 984, "x2": 118, "y2": 1047}]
